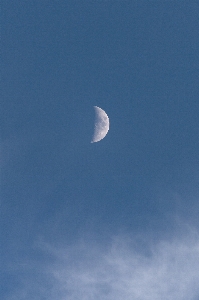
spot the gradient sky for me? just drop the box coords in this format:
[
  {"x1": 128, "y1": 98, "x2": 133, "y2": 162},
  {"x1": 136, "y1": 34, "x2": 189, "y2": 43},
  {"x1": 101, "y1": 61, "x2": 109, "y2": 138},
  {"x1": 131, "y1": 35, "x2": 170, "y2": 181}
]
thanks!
[{"x1": 1, "y1": 1, "x2": 199, "y2": 299}]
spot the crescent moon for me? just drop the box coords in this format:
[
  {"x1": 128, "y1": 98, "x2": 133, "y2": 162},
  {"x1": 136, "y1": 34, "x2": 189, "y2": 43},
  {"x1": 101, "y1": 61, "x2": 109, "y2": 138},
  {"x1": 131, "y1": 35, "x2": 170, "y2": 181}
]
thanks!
[{"x1": 91, "y1": 106, "x2": 110, "y2": 143}]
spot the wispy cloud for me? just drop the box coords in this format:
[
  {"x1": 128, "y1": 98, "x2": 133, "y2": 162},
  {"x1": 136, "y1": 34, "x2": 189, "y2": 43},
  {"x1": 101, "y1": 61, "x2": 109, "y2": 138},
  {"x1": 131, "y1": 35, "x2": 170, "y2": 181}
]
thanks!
[
  {"x1": 49, "y1": 231, "x2": 199, "y2": 300},
  {"x1": 6, "y1": 226, "x2": 199, "y2": 300}
]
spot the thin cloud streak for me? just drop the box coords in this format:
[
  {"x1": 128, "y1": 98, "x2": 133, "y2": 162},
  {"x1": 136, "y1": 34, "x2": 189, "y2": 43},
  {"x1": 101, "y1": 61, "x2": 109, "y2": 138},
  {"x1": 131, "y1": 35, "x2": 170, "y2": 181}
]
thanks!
[
  {"x1": 8, "y1": 227, "x2": 199, "y2": 300},
  {"x1": 48, "y1": 233, "x2": 199, "y2": 300}
]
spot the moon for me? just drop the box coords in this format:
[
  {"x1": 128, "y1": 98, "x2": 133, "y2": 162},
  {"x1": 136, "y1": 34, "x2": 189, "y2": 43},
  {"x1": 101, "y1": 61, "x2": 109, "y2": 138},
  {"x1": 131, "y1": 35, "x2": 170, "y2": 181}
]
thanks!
[{"x1": 91, "y1": 106, "x2": 110, "y2": 143}]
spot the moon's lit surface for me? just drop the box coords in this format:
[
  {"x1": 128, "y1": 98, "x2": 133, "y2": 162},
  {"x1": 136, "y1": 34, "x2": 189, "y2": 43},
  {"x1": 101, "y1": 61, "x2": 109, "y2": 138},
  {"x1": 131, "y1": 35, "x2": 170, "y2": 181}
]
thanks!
[{"x1": 91, "y1": 106, "x2": 110, "y2": 143}]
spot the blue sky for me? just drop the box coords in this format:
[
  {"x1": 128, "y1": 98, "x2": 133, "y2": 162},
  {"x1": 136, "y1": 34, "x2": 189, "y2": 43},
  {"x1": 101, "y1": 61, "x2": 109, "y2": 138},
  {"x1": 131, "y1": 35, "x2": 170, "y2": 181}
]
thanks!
[{"x1": 1, "y1": 1, "x2": 199, "y2": 299}]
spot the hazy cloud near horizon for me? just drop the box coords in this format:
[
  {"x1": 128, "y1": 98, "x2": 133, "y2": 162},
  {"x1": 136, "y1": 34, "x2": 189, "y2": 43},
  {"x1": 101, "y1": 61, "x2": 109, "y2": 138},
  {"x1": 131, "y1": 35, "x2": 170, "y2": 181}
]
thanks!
[{"x1": 4, "y1": 225, "x2": 199, "y2": 300}]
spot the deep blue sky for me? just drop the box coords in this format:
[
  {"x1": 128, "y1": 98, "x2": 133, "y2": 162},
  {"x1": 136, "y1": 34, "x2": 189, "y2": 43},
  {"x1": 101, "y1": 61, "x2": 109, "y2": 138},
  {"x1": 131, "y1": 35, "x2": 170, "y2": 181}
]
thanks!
[{"x1": 1, "y1": 1, "x2": 199, "y2": 299}]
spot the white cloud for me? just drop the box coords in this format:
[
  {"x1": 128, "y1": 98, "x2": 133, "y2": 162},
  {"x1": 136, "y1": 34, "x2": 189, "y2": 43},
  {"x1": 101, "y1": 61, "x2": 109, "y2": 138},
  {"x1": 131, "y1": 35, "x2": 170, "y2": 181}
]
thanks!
[
  {"x1": 5, "y1": 227, "x2": 199, "y2": 300},
  {"x1": 42, "y1": 228, "x2": 199, "y2": 300}
]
